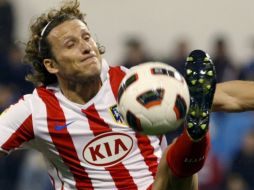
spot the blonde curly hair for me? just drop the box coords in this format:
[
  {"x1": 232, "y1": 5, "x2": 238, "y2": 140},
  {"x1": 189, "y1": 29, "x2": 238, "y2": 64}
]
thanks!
[{"x1": 24, "y1": 0, "x2": 105, "y2": 86}]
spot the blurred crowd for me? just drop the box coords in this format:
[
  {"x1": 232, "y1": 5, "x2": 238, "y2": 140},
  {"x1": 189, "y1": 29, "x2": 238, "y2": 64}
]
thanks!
[{"x1": 1, "y1": 1, "x2": 254, "y2": 190}]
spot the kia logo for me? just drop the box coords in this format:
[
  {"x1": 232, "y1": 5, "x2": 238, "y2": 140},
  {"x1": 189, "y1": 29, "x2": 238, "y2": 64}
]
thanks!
[{"x1": 83, "y1": 132, "x2": 133, "y2": 166}]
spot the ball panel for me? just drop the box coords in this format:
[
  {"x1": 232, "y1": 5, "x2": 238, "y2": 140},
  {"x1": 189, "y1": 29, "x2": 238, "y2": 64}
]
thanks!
[
  {"x1": 126, "y1": 110, "x2": 142, "y2": 132},
  {"x1": 173, "y1": 94, "x2": 188, "y2": 120},
  {"x1": 117, "y1": 73, "x2": 138, "y2": 103},
  {"x1": 136, "y1": 88, "x2": 164, "y2": 109}
]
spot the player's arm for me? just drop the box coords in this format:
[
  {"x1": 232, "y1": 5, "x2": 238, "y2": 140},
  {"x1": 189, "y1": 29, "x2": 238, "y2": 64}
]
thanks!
[{"x1": 213, "y1": 80, "x2": 254, "y2": 112}]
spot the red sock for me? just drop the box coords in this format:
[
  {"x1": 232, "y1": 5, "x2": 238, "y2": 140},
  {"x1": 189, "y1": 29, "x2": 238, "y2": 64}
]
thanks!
[{"x1": 166, "y1": 128, "x2": 210, "y2": 177}]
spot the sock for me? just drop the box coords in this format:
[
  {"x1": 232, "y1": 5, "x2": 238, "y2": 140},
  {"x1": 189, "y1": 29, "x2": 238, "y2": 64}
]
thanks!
[{"x1": 166, "y1": 128, "x2": 210, "y2": 177}]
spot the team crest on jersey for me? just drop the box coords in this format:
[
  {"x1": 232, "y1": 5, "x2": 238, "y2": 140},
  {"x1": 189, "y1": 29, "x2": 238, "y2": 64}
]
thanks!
[{"x1": 109, "y1": 105, "x2": 125, "y2": 124}]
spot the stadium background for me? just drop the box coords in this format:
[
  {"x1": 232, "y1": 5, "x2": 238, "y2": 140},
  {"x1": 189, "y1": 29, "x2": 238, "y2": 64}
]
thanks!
[{"x1": 13, "y1": 0, "x2": 254, "y2": 66}]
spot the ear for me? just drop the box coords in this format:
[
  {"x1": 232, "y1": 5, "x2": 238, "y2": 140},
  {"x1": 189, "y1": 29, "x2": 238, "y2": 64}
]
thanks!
[{"x1": 43, "y1": 59, "x2": 59, "y2": 74}]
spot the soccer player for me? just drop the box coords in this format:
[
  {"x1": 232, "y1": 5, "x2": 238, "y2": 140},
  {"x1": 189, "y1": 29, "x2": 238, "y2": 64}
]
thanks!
[{"x1": 0, "y1": 1, "x2": 216, "y2": 189}]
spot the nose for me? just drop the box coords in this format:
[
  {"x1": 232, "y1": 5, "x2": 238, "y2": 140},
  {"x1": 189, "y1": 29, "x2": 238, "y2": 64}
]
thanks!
[{"x1": 80, "y1": 40, "x2": 91, "y2": 54}]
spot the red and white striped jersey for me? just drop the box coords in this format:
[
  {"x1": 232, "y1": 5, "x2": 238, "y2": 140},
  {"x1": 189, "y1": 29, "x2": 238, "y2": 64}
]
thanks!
[{"x1": 0, "y1": 60, "x2": 167, "y2": 190}]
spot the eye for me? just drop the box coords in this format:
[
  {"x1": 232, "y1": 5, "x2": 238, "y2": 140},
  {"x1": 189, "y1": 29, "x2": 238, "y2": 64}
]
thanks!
[
  {"x1": 85, "y1": 35, "x2": 90, "y2": 41},
  {"x1": 65, "y1": 40, "x2": 75, "y2": 49},
  {"x1": 82, "y1": 34, "x2": 91, "y2": 41},
  {"x1": 67, "y1": 43, "x2": 75, "y2": 48}
]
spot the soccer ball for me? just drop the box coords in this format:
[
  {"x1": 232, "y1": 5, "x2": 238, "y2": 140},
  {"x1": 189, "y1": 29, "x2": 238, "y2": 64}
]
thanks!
[{"x1": 117, "y1": 62, "x2": 190, "y2": 135}]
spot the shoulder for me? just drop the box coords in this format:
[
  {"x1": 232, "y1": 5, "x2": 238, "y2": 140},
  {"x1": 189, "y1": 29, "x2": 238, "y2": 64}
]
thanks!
[
  {"x1": 0, "y1": 92, "x2": 34, "y2": 124},
  {"x1": 102, "y1": 59, "x2": 129, "y2": 80},
  {"x1": 102, "y1": 60, "x2": 129, "y2": 99},
  {"x1": 109, "y1": 65, "x2": 128, "y2": 78},
  {"x1": 11, "y1": 87, "x2": 55, "y2": 110}
]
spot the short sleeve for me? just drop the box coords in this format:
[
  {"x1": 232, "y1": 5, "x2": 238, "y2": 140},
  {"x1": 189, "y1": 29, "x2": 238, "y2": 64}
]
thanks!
[{"x1": 0, "y1": 96, "x2": 34, "y2": 153}]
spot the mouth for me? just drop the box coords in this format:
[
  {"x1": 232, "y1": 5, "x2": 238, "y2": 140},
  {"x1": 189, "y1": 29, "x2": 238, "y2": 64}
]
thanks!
[{"x1": 81, "y1": 54, "x2": 97, "y2": 62}]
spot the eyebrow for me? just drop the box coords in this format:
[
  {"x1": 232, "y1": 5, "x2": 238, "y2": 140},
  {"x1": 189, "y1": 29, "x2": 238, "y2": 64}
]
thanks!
[
  {"x1": 62, "y1": 29, "x2": 90, "y2": 40},
  {"x1": 61, "y1": 36, "x2": 75, "y2": 47},
  {"x1": 80, "y1": 29, "x2": 91, "y2": 36}
]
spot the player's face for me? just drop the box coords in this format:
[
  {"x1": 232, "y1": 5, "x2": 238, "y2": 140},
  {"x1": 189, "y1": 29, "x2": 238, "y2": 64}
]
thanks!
[{"x1": 46, "y1": 19, "x2": 102, "y2": 82}]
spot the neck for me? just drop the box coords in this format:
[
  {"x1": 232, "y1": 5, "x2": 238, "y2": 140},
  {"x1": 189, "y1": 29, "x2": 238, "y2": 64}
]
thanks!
[{"x1": 59, "y1": 76, "x2": 102, "y2": 104}]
